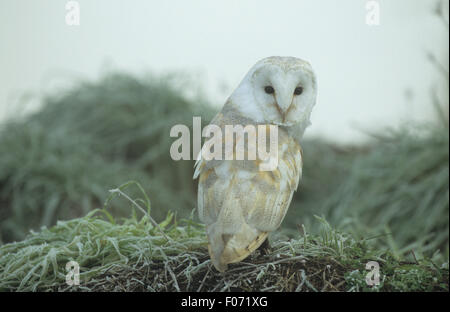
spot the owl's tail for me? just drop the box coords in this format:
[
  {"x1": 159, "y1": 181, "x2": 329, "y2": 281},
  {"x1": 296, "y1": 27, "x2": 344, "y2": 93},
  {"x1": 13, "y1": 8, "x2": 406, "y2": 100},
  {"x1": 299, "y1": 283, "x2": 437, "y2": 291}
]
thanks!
[{"x1": 207, "y1": 222, "x2": 268, "y2": 272}]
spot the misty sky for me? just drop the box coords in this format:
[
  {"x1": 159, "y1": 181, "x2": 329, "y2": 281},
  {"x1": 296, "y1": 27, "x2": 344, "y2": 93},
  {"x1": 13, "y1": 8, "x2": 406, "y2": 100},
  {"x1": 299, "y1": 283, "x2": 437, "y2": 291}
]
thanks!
[{"x1": 0, "y1": 0, "x2": 448, "y2": 143}]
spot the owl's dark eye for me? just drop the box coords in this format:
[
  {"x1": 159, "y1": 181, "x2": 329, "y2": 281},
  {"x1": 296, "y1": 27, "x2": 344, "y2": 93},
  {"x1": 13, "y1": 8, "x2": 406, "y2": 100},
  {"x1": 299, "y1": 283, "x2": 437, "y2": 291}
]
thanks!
[
  {"x1": 264, "y1": 86, "x2": 275, "y2": 94},
  {"x1": 294, "y1": 86, "x2": 303, "y2": 95}
]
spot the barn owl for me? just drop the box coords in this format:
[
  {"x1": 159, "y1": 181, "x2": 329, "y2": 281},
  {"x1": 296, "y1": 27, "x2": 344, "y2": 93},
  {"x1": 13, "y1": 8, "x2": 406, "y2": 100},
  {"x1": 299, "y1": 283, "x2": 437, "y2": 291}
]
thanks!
[{"x1": 194, "y1": 56, "x2": 317, "y2": 272}]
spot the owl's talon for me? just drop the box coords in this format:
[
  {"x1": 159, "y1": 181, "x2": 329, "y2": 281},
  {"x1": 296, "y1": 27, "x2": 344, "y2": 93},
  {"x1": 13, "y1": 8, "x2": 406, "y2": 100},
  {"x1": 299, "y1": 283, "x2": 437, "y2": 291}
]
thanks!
[{"x1": 257, "y1": 239, "x2": 272, "y2": 256}]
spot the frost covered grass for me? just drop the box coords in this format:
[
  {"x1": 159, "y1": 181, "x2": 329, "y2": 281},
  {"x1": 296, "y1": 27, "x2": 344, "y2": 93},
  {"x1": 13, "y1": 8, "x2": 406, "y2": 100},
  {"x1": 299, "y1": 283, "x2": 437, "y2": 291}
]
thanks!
[{"x1": 0, "y1": 182, "x2": 447, "y2": 292}]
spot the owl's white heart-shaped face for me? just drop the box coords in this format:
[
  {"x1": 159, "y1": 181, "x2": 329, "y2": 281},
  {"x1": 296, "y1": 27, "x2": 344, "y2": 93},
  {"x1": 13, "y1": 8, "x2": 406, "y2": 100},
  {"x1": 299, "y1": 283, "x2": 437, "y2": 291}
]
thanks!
[{"x1": 230, "y1": 56, "x2": 317, "y2": 129}]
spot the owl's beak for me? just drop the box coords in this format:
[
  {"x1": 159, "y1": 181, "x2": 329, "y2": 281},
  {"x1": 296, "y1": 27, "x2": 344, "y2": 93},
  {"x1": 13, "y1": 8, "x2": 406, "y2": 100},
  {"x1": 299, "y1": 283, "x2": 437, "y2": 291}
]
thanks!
[{"x1": 275, "y1": 93, "x2": 293, "y2": 123}]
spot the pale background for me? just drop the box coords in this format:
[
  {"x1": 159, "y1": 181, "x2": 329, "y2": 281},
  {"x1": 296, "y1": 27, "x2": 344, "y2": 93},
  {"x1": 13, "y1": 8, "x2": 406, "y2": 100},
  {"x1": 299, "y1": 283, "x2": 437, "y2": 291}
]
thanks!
[{"x1": 0, "y1": 0, "x2": 448, "y2": 143}]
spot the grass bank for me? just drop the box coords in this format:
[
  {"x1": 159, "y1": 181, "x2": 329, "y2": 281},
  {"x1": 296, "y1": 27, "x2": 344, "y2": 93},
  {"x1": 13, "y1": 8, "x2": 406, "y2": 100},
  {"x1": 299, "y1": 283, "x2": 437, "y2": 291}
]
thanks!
[{"x1": 0, "y1": 183, "x2": 447, "y2": 292}]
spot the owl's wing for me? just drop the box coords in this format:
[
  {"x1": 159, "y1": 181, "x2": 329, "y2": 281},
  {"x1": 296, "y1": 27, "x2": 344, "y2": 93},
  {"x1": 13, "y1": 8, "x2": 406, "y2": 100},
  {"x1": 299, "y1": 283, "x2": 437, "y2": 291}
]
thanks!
[{"x1": 194, "y1": 119, "x2": 302, "y2": 271}]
